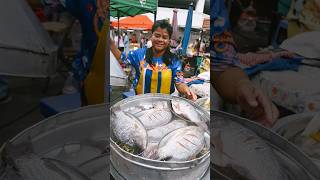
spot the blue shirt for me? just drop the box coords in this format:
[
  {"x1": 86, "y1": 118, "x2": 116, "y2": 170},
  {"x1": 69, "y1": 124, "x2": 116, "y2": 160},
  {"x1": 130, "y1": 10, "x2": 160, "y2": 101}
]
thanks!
[
  {"x1": 121, "y1": 48, "x2": 183, "y2": 92},
  {"x1": 211, "y1": 0, "x2": 240, "y2": 71}
]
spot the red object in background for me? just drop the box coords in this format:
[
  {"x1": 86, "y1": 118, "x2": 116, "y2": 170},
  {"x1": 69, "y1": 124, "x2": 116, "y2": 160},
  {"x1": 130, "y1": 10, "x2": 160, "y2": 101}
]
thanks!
[
  {"x1": 34, "y1": 8, "x2": 48, "y2": 22},
  {"x1": 111, "y1": 15, "x2": 153, "y2": 30}
]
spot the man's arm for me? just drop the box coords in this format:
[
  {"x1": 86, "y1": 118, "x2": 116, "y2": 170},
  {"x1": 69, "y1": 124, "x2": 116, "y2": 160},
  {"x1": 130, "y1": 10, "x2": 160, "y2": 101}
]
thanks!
[
  {"x1": 212, "y1": 67, "x2": 279, "y2": 127},
  {"x1": 110, "y1": 38, "x2": 122, "y2": 64},
  {"x1": 175, "y1": 82, "x2": 197, "y2": 101},
  {"x1": 212, "y1": 67, "x2": 250, "y2": 103}
]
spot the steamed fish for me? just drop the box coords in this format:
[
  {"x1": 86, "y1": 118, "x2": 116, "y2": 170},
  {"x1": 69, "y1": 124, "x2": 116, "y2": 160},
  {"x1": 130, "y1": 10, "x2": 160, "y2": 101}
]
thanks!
[
  {"x1": 147, "y1": 120, "x2": 188, "y2": 143},
  {"x1": 171, "y1": 99, "x2": 208, "y2": 131},
  {"x1": 213, "y1": 117, "x2": 289, "y2": 180},
  {"x1": 157, "y1": 126, "x2": 205, "y2": 161},
  {"x1": 111, "y1": 110, "x2": 147, "y2": 151},
  {"x1": 142, "y1": 120, "x2": 188, "y2": 159},
  {"x1": 1, "y1": 142, "x2": 90, "y2": 180},
  {"x1": 138, "y1": 109, "x2": 172, "y2": 130}
]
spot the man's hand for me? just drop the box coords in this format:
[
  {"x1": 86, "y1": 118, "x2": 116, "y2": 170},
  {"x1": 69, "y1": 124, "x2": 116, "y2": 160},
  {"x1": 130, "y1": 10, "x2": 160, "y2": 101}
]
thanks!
[
  {"x1": 184, "y1": 87, "x2": 197, "y2": 101},
  {"x1": 176, "y1": 83, "x2": 197, "y2": 101},
  {"x1": 235, "y1": 80, "x2": 279, "y2": 127}
]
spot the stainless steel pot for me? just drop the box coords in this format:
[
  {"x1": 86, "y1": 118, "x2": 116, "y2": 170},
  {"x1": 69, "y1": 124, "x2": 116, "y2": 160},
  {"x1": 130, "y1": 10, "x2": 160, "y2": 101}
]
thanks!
[
  {"x1": 110, "y1": 94, "x2": 210, "y2": 180},
  {"x1": 211, "y1": 110, "x2": 320, "y2": 180},
  {"x1": 0, "y1": 104, "x2": 108, "y2": 180}
]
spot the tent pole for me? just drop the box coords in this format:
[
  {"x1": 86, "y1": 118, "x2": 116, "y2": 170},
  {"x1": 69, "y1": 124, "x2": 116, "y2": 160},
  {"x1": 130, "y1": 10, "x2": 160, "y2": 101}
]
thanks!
[{"x1": 154, "y1": 11, "x2": 157, "y2": 23}]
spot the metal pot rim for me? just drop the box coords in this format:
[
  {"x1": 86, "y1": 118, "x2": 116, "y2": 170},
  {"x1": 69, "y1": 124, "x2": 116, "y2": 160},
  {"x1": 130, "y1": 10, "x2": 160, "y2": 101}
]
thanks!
[
  {"x1": 110, "y1": 93, "x2": 210, "y2": 165},
  {"x1": 110, "y1": 137, "x2": 209, "y2": 165}
]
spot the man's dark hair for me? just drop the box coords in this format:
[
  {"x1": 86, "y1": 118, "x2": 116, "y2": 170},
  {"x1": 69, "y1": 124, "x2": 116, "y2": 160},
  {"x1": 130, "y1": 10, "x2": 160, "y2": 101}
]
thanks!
[{"x1": 151, "y1": 20, "x2": 173, "y2": 38}]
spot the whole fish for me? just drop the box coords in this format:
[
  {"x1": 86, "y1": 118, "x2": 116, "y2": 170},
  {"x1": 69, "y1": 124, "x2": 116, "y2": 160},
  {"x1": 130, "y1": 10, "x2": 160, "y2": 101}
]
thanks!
[
  {"x1": 111, "y1": 110, "x2": 147, "y2": 150},
  {"x1": 1, "y1": 142, "x2": 90, "y2": 180},
  {"x1": 157, "y1": 126, "x2": 205, "y2": 161},
  {"x1": 137, "y1": 109, "x2": 172, "y2": 130},
  {"x1": 171, "y1": 99, "x2": 208, "y2": 131},
  {"x1": 147, "y1": 120, "x2": 188, "y2": 143},
  {"x1": 143, "y1": 120, "x2": 188, "y2": 159},
  {"x1": 213, "y1": 117, "x2": 289, "y2": 180}
]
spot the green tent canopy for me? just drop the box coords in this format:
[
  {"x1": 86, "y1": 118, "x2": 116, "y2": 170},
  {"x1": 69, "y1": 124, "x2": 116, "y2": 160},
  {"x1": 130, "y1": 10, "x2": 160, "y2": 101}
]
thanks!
[{"x1": 110, "y1": 0, "x2": 158, "y2": 18}]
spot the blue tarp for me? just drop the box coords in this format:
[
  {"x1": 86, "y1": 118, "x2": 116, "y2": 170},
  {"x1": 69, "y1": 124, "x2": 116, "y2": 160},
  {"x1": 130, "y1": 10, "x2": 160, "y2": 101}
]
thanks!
[{"x1": 244, "y1": 57, "x2": 303, "y2": 76}]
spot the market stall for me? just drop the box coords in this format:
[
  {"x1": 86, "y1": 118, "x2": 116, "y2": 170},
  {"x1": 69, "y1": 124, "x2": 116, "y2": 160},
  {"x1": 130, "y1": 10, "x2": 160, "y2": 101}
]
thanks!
[{"x1": 109, "y1": 1, "x2": 211, "y2": 180}]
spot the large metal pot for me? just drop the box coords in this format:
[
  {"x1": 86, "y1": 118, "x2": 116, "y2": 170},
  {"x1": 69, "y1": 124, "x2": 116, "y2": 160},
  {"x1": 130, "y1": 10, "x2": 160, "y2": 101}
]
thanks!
[
  {"x1": 211, "y1": 110, "x2": 320, "y2": 180},
  {"x1": 110, "y1": 94, "x2": 210, "y2": 180},
  {"x1": 0, "y1": 104, "x2": 108, "y2": 180}
]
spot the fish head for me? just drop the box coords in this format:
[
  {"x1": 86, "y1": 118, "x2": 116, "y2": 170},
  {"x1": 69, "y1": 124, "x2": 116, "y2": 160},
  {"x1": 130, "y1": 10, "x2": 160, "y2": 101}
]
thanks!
[
  {"x1": 170, "y1": 99, "x2": 184, "y2": 115},
  {"x1": 136, "y1": 135, "x2": 147, "y2": 151},
  {"x1": 111, "y1": 106, "x2": 123, "y2": 117}
]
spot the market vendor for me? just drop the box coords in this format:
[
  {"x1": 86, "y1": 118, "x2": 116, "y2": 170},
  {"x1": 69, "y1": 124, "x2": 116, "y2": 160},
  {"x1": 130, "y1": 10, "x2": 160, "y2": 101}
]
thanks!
[
  {"x1": 111, "y1": 20, "x2": 197, "y2": 101},
  {"x1": 212, "y1": 0, "x2": 279, "y2": 127}
]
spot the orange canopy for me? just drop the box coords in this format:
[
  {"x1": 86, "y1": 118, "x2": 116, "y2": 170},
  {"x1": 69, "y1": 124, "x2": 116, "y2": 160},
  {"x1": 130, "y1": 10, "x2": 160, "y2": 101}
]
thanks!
[{"x1": 111, "y1": 15, "x2": 153, "y2": 30}]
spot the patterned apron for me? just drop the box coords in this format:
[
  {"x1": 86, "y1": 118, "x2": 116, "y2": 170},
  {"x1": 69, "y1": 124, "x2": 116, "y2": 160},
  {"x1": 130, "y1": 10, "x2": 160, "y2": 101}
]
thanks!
[{"x1": 136, "y1": 60, "x2": 174, "y2": 95}]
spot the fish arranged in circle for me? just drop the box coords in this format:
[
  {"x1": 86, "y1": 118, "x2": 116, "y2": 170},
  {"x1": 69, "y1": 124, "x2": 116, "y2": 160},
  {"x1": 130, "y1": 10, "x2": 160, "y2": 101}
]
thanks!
[{"x1": 111, "y1": 98, "x2": 209, "y2": 162}]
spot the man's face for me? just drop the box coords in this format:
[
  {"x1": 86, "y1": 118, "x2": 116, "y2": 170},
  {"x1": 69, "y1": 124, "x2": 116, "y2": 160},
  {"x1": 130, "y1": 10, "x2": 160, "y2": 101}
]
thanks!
[{"x1": 151, "y1": 27, "x2": 170, "y2": 52}]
